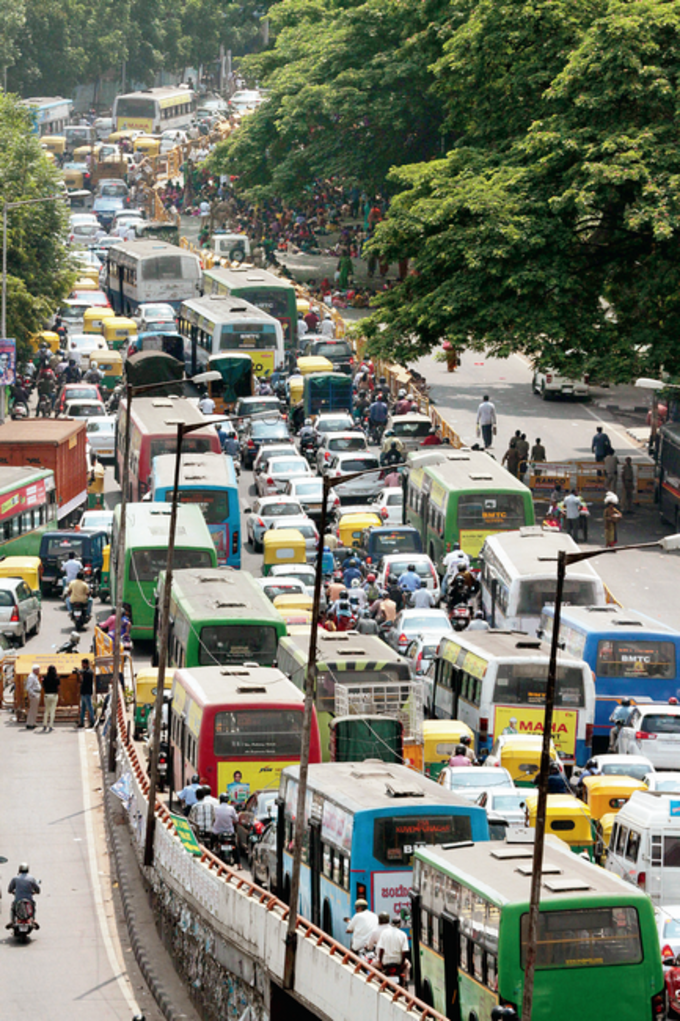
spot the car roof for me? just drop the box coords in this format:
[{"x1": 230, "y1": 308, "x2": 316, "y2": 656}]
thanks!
[
  {"x1": 631, "y1": 705, "x2": 680, "y2": 716},
  {"x1": 324, "y1": 431, "x2": 366, "y2": 441},
  {"x1": 594, "y1": 753, "x2": 655, "y2": 765},
  {"x1": 382, "y1": 553, "x2": 433, "y2": 563}
]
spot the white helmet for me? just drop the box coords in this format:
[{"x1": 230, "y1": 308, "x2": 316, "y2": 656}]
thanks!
[{"x1": 304, "y1": 418, "x2": 312, "y2": 426}]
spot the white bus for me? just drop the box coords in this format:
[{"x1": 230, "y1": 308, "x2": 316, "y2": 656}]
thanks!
[
  {"x1": 178, "y1": 294, "x2": 285, "y2": 377},
  {"x1": 105, "y1": 240, "x2": 202, "y2": 314},
  {"x1": 21, "y1": 96, "x2": 73, "y2": 137},
  {"x1": 112, "y1": 86, "x2": 195, "y2": 134},
  {"x1": 428, "y1": 629, "x2": 595, "y2": 766},
  {"x1": 479, "y1": 526, "x2": 606, "y2": 635}
]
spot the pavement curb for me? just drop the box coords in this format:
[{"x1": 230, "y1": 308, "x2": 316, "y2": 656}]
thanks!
[{"x1": 101, "y1": 745, "x2": 186, "y2": 1021}]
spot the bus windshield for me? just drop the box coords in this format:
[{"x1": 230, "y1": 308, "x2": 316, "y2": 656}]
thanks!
[
  {"x1": 199, "y1": 624, "x2": 280, "y2": 665},
  {"x1": 116, "y1": 98, "x2": 156, "y2": 118},
  {"x1": 492, "y1": 664, "x2": 585, "y2": 707},
  {"x1": 374, "y1": 815, "x2": 472, "y2": 866},
  {"x1": 129, "y1": 548, "x2": 213, "y2": 581},
  {"x1": 150, "y1": 437, "x2": 213, "y2": 461},
  {"x1": 517, "y1": 578, "x2": 601, "y2": 615},
  {"x1": 520, "y1": 906, "x2": 642, "y2": 968},
  {"x1": 220, "y1": 326, "x2": 275, "y2": 351},
  {"x1": 458, "y1": 493, "x2": 527, "y2": 531},
  {"x1": 596, "y1": 640, "x2": 676, "y2": 679},
  {"x1": 173, "y1": 489, "x2": 231, "y2": 524},
  {"x1": 214, "y1": 708, "x2": 303, "y2": 757}
]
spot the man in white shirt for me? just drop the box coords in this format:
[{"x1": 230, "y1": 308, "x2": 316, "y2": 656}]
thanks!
[
  {"x1": 345, "y1": 899, "x2": 379, "y2": 954},
  {"x1": 475, "y1": 394, "x2": 497, "y2": 449},
  {"x1": 412, "y1": 581, "x2": 435, "y2": 609},
  {"x1": 377, "y1": 918, "x2": 410, "y2": 983},
  {"x1": 198, "y1": 393, "x2": 216, "y2": 415},
  {"x1": 63, "y1": 551, "x2": 83, "y2": 585},
  {"x1": 442, "y1": 544, "x2": 470, "y2": 594},
  {"x1": 562, "y1": 488, "x2": 582, "y2": 540},
  {"x1": 366, "y1": 911, "x2": 390, "y2": 953},
  {"x1": 320, "y1": 314, "x2": 335, "y2": 337}
]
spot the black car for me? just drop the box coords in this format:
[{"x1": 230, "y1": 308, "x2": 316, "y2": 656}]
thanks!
[
  {"x1": 235, "y1": 789, "x2": 278, "y2": 859},
  {"x1": 38, "y1": 529, "x2": 108, "y2": 596},
  {"x1": 251, "y1": 820, "x2": 277, "y2": 891},
  {"x1": 240, "y1": 417, "x2": 290, "y2": 469},
  {"x1": 305, "y1": 338, "x2": 353, "y2": 375}
]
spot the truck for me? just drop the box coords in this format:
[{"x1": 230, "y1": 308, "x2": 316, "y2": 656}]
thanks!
[{"x1": 0, "y1": 419, "x2": 88, "y2": 523}]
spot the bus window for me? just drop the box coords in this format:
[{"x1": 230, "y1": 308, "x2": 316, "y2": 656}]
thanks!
[
  {"x1": 129, "y1": 548, "x2": 213, "y2": 581},
  {"x1": 214, "y1": 708, "x2": 303, "y2": 758},
  {"x1": 517, "y1": 578, "x2": 600, "y2": 615},
  {"x1": 458, "y1": 493, "x2": 528, "y2": 531},
  {"x1": 520, "y1": 907, "x2": 643, "y2": 968},
  {"x1": 596, "y1": 640, "x2": 676, "y2": 679},
  {"x1": 199, "y1": 625, "x2": 280, "y2": 665},
  {"x1": 373, "y1": 814, "x2": 472, "y2": 867},
  {"x1": 174, "y1": 488, "x2": 231, "y2": 523},
  {"x1": 492, "y1": 664, "x2": 585, "y2": 708}
]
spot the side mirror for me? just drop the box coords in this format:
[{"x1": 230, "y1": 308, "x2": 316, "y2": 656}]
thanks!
[{"x1": 244, "y1": 507, "x2": 252, "y2": 514}]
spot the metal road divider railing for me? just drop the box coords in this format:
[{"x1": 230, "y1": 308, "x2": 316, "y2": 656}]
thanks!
[
  {"x1": 527, "y1": 461, "x2": 654, "y2": 505},
  {"x1": 113, "y1": 696, "x2": 447, "y2": 1021}
]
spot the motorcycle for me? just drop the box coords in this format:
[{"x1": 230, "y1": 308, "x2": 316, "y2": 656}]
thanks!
[
  {"x1": 300, "y1": 437, "x2": 317, "y2": 465},
  {"x1": 56, "y1": 631, "x2": 80, "y2": 654},
  {"x1": 69, "y1": 602, "x2": 91, "y2": 631},
  {"x1": 37, "y1": 393, "x2": 52, "y2": 418},
  {"x1": 449, "y1": 603, "x2": 472, "y2": 631},
  {"x1": 10, "y1": 897, "x2": 39, "y2": 942},
  {"x1": 10, "y1": 402, "x2": 28, "y2": 420},
  {"x1": 216, "y1": 833, "x2": 238, "y2": 867}
]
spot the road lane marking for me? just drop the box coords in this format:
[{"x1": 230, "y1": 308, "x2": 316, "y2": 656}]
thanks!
[{"x1": 79, "y1": 731, "x2": 139, "y2": 1015}]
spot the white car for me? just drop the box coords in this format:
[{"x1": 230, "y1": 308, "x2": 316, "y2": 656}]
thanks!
[
  {"x1": 78, "y1": 508, "x2": 114, "y2": 538},
  {"x1": 388, "y1": 609, "x2": 452, "y2": 652},
  {"x1": 63, "y1": 399, "x2": 107, "y2": 419},
  {"x1": 269, "y1": 515, "x2": 320, "y2": 559},
  {"x1": 475, "y1": 789, "x2": 532, "y2": 833},
  {"x1": 244, "y1": 495, "x2": 305, "y2": 551},
  {"x1": 255, "y1": 455, "x2": 313, "y2": 497},
  {"x1": 252, "y1": 443, "x2": 298, "y2": 475},
  {"x1": 313, "y1": 412, "x2": 355, "y2": 445},
  {"x1": 69, "y1": 213, "x2": 100, "y2": 246},
  {"x1": 86, "y1": 416, "x2": 115, "y2": 459},
  {"x1": 532, "y1": 369, "x2": 589, "y2": 400},
  {"x1": 111, "y1": 210, "x2": 144, "y2": 236},
  {"x1": 643, "y1": 771, "x2": 680, "y2": 792},
  {"x1": 68, "y1": 332, "x2": 107, "y2": 367},
  {"x1": 656, "y1": 904, "x2": 680, "y2": 959},
  {"x1": 618, "y1": 705, "x2": 680, "y2": 770},
  {"x1": 570, "y1": 752, "x2": 655, "y2": 786},
  {"x1": 256, "y1": 576, "x2": 307, "y2": 603},
  {"x1": 284, "y1": 477, "x2": 341, "y2": 520},
  {"x1": 378, "y1": 553, "x2": 440, "y2": 602},
  {"x1": 438, "y1": 766, "x2": 515, "y2": 801},
  {"x1": 388, "y1": 413, "x2": 434, "y2": 451},
  {"x1": 136, "y1": 302, "x2": 176, "y2": 330},
  {"x1": 371, "y1": 487, "x2": 403, "y2": 526},
  {"x1": 315, "y1": 430, "x2": 368, "y2": 473},
  {"x1": 269, "y1": 563, "x2": 317, "y2": 597},
  {"x1": 324, "y1": 451, "x2": 382, "y2": 502}
]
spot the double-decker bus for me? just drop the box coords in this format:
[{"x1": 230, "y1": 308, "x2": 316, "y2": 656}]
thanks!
[
  {"x1": 540, "y1": 604, "x2": 680, "y2": 754},
  {"x1": 429, "y1": 630, "x2": 595, "y2": 765},
  {"x1": 411, "y1": 838, "x2": 664, "y2": 1021},
  {"x1": 406, "y1": 449, "x2": 535, "y2": 567},
  {"x1": 278, "y1": 761, "x2": 489, "y2": 946},
  {"x1": 657, "y1": 421, "x2": 680, "y2": 529},
  {"x1": 169, "y1": 663, "x2": 321, "y2": 802},
  {"x1": 0, "y1": 467, "x2": 57, "y2": 557},
  {"x1": 178, "y1": 294, "x2": 284, "y2": 378},
  {"x1": 150, "y1": 452, "x2": 240, "y2": 566},
  {"x1": 115, "y1": 395, "x2": 221, "y2": 501},
  {"x1": 157, "y1": 566, "x2": 287, "y2": 669},
  {"x1": 203, "y1": 265, "x2": 298, "y2": 352},
  {"x1": 111, "y1": 504, "x2": 217, "y2": 640},
  {"x1": 276, "y1": 628, "x2": 412, "y2": 759},
  {"x1": 105, "y1": 240, "x2": 202, "y2": 315},
  {"x1": 112, "y1": 86, "x2": 195, "y2": 133}
]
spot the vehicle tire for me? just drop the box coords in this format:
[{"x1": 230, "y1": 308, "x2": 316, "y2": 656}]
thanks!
[
  {"x1": 229, "y1": 247, "x2": 245, "y2": 263},
  {"x1": 322, "y1": 899, "x2": 333, "y2": 937},
  {"x1": 421, "y1": 982, "x2": 434, "y2": 1008},
  {"x1": 541, "y1": 381, "x2": 550, "y2": 401},
  {"x1": 253, "y1": 534, "x2": 263, "y2": 553},
  {"x1": 17, "y1": 626, "x2": 26, "y2": 648},
  {"x1": 32, "y1": 613, "x2": 41, "y2": 637}
]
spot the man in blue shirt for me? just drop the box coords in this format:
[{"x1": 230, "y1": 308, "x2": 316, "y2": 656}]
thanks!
[
  {"x1": 343, "y1": 559, "x2": 363, "y2": 588},
  {"x1": 398, "y1": 564, "x2": 420, "y2": 592},
  {"x1": 179, "y1": 774, "x2": 202, "y2": 816},
  {"x1": 591, "y1": 426, "x2": 611, "y2": 462},
  {"x1": 368, "y1": 394, "x2": 388, "y2": 428}
]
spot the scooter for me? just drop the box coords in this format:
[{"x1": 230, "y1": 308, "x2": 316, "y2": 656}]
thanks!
[
  {"x1": 9, "y1": 898, "x2": 39, "y2": 942},
  {"x1": 10, "y1": 402, "x2": 28, "y2": 420},
  {"x1": 37, "y1": 393, "x2": 52, "y2": 418},
  {"x1": 70, "y1": 602, "x2": 91, "y2": 632},
  {"x1": 449, "y1": 603, "x2": 472, "y2": 631},
  {"x1": 216, "y1": 833, "x2": 238, "y2": 867},
  {"x1": 56, "y1": 631, "x2": 80, "y2": 654}
]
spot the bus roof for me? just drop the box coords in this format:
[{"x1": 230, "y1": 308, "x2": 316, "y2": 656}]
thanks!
[
  {"x1": 116, "y1": 503, "x2": 213, "y2": 548},
  {"x1": 108, "y1": 240, "x2": 202, "y2": 264},
  {"x1": 439, "y1": 630, "x2": 585, "y2": 667},
  {"x1": 483, "y1": 527, "x2": 602, "y2": 580},
  {"x1": 115, "y1": 86, "x2": 194, "y2": 101},
  {"x1": 543, "y1": 604, "x2": 680, "y2": 636},
  {"x1": 173, "y1": 664, "x2": 304, "y2": 708},
  {"x1": 279, "y1": 627, "x2": 410, "y2": 668},
  {"x1": 283, "y1": 761, "x2": 483, "y2": 815},
  {"x1": 180, "y1": 294, "x2": 280, "y2": 326},
  {"x1": 125, "y1": 395, "x2": 216, "y2": 436},
  {"x1": 151, "y1": 452, "x2": 237, "y2": 490},
  {"x1": 0, "y1": 465, "x2": 54, "y2": 493},
  {"x1": 416, "y1": 835, "x2": 642, "y2": 906},
  {"x1": 204, "y1": 265, "x2": 296, "y2": 293},
  {"x1": 415, "y1": 450, "x2": 532, "y2": 494},
  {"x1": 166, "y1": 567, "x2": 286, "y2": 625}
]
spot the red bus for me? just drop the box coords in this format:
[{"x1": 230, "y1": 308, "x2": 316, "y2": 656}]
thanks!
[
  {"x1": 169, "y1": 664, "x2": 322, "y2": 802},
  {"x1": 115, "y1": 395, "x2": 221, "y2": 501}
]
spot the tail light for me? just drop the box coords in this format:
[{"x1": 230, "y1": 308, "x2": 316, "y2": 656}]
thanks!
[
  {"x1": 247, "y1": 439, "x2": 255, "y2": 448},
  {"x1": 333, "y1": 496, "x2": 340, "y2": 506},
  {"x1": 356, "y1": 882, "x2": 367, "y2": 901},
  {"x1": 636, "y1": 731, "x2": 657, "y2": 740},
  {"x1": 546, "y1": 373, "x2": 553, "y2": 383},
  {"x1": 586, "y1": 723, "x2": 593, "y2": 746},
  {"x1": 380, "y1": 507, "x2": 388, "y2": 517},
  {"x1": 480, "y1": 717, "x2": 489, "y2": 740},
  {"x1": 397, "y1": 633, "x2": 409, "y2": 646},
  {"x1": 662, "y1": 945, "x2": 675, "y2": 959},
  {"x1": 10, "y1": 606, "x2": 18, "y2": 622},
  {"x1": 254, "y1": 820, "x2": 264, "y2": 835},
  {"x1": 652, "y1": 992, "x2": 666, "y2": 1020},
  {"x1": 584, "y1": 373, "x2": 590, "y2": 384},
  {"x1": 84, "y1": 564, "x2": 92, "y2": 575},
  {"x1": 159, "y1": 754, "x2": 166, "y2": 766},
  {"x1": 349, "y1": 355, "x2": 354, "y2": 365},
  {"x1": 232, "y1": 531, "x2": 239, "y2": 554},
  {"x1": 638, "y1": 872, "x2": 646, "y2": 889},
  {"x1": 266, "y1": 477, "x2": 274, "y2": 486},
  {"x1": 324, "y1": 451, "x2": 331, "y2": 461},
  {"x1": 257, "y1": 517, "x2": 265, "y2": 528},
  {"x1": 415, "y1": 652, "x2": 423, "y2": 670}
]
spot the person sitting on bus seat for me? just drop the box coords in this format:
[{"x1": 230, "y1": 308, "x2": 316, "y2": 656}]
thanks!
[
  {"x1": 65, "y1": 572, "x2": 92, "y2": 617},
  {"x1": 345, "y1": 899, "x2": 379, "y2": 954},
  {"x1": 448, "y1": 744, "x2": 471, "y2": 768}
]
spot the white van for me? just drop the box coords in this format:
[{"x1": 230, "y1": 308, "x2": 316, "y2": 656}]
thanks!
[
  {"x1": 606, "y1": 791, "x2": 680, "y2": 904},
  {"x1": 480, "y1": 526, "x2": 607, "y2": 635},
  {"x1": 210, "y1": 232, "x2": 251, "y2": 261}
]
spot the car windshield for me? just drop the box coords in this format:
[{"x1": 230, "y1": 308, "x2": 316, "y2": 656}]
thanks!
[
  {"x1": 329, "y1": 436, "x2": 365, "y2": 451},
  {"x1": 490, "y1": 794, "x2": 527, "y2": 811},
  {"x1": 339, "y1": 458, "x2": 379, "y2": 471},
  {"x1": 655, "y1": 779, "x2": 680, "y2": 791},
  {"x1": 403, "y1": 614, "x2": 450, "y2": 631},
  {"x1": 372, "y1": 531, "x2": 420, "y2": 555},
  {"x1": 264, "y1": 503, "x2": 302, "y2": 518},
  {"x1": 449, "y1": 772, "x2": 503, "y2": 788},
  {"x1": 602, "y1": 763, "x2": 650, "y2": 780},
  {"x1": 276, "y1": 522, "x2": 315, "y2": 539},
  {"x1": 387, "y1": 560, "x2": 433, "y2": 579},
  {"x1": 293, "y1": 482, "x2": 323, "y2": 496},
  {"x1": 264, "y1": 583, "x2": 305, "y2": 599},
  {"x1": 310, "y1": 341, "x2": 351, "y2": 359},
  {"x1": 664, "y1": 920, "x2": 680, "y2": 937},
  {"x1": 317, "y1": 418, "x2": 352, "y2": 433},
  {"x1": 392, "y1": 420, "x2": 432, "y2": 437},
  {"x1": 86, "y1": 420, "x2": 114, "y2": 433},
  {"x1": 253, "y1": 422, "x2": 287, "y2": 438},
  {"x1": 100, "y1": 183, "x2": 127, "y2": 197},
  {"x1": 637, "y1": 713, "x2": 680, "y2": 734},
  {"x1": 270, "y1": 460, "x2": 308, "y2": 474},
  {"x1": 240, "y1": 400, "x2": 280, "y2": 415}
]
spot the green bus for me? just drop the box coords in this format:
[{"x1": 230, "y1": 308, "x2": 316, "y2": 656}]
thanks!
[
  {"x1": 111, "y1": 503, "x2": 217, "y2": 640},
  {"x1": 411, "y1": 838, "x2": 665, "y2": 1021},
  {"x1": 406, "y1": 449, "x2": 535, "y2": 568},
  {"x1": 0, "y1": 466, "x2": 57, "y2": 556},
  {"x1": 276, "y1": 628, "x2": 413, "y2": 760},
  {"x1": 203, "y1": 264, "x2": 298, "y2": 352},
  {"x1": 157, "y1": 566, "x2": 287, "y2": 668}
]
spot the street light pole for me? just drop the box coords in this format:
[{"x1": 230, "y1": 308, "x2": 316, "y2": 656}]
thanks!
[{"x1": 521, "y1": 533, "x2": 680, "y2": 1020}]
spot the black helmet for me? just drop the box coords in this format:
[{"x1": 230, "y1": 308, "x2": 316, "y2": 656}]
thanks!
[
  {"x1": 459, "y1": 734, "x2": 471, "y2": 746},
  {"x1": 191, "y1": 774, "x2": 200, "y2": 784},
  {"x1": 586, "y1": 758, "x2": 596, "y2": 770},
  {"x1": 219, "y1": 793, "x2": 229, "y2": 804},
  {"x1": 408, "y1": 563, "x2": 416, "y2": 572},
  {"x1": 455, "y1": 745, "x2": 467, "y2": 757},
  {"x1": 340, "y1": 589, "x2": 348, "y2": 598}
]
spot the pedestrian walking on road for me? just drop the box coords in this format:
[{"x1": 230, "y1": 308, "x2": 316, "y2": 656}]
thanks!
[
  {"x1": 591, "y1": 425, "x2": 612, "y2": 463},
  {"x1": 501, "y1": 438, "x2": 520, "y2": 477},
  {"x1": 603, "y1": 450, "x2": 619, "y2": 493},
  {"x1": 42, "y1": 664, "x2": 60, "y2": 732},
  {"x1": 475, "y1": 395, "x2": 497, "y2": 449},
  {"x1": 516, "y1": 433, "x2": 530, "y2": 478},
  {"x1": 25, "y1": 663, "x2": 41, "y2": 730},
  {"x1": 622, "y1": 457, "x2": 635, "y2": 513},
  {"x1": 531, "y1": 438, "x2": 547, "y2": 476},
  {"x1": 562, "y1": 489, "x2": 582, "y2": 540},
  {"x1": 77, "y1": 658, "x2": 95, "y2": 728},
  {"x1": 603, "y1": 492, "x2": 622, "y2": 547}
]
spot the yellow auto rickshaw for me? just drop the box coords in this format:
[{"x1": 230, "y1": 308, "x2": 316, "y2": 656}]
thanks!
[
  {"x1": 490, "y1": 733, "x2": 559, "y2": 786},
  {"x1": 278, "y1": 608, "x2": 314, "y2": 627},
  {"x1": 336, "y1": 512, "x2": 382, "y2": 548},
  {"x1": 262, "y1": 528, "x2": 307, "y2": 576},
  {"x1": 73, "y1": 276, "x2": 98, "y2": 292},
  {"x1": 132, "y1": 667, "x2": 171, "y2": 740},
  {"x1": 107, "y1": 130, "x2": 139, "y2": 144},
  {"x1": 30, "y1": 331, "x2": 60, "y2": 364},
  {"x1": 423, "y1": 719, "x2": 475, "y2": 779},
  {"x1": 43, "y1": 150, "x2": 56, "y2": 164},
  {"x1": 73, "y1": 143, "x2": 101, "y2": 161},
  {"x1": 89, "y1": 349, "x2": 123, "y2": 391},
  {"x1": 287, "y1": 376, "x2": 304, "y2": 406},
  {"x1": 581, "y1": 775, "x2": 647, "y2": 820},
  {"x1": 103, "y1": 316, "x2": 138, "y2": 351},
  {"x1": 100, "y1": 544, "x2": 111, "y2": 601},
  {"x1": 296, "y1": 356, "x2": 334, "y2": 376},
  {"x1": 41, "y1": 136, "x2": 66, "y2": 157},
  {"x1": 133, "y1": 135, "x2": 161, "y2": 157},
  {"x1": 595, "y1": 811, "x2": 617, "y2": 864},
  {"x1": 273, "y1": 594, "x2": 314, "y2": 625},
  {"x1": 63, "y1": 164, "x2": 88, "y2": 190},
  {"x1": 0, "y1": 556, "x2": 42, "y2": 600},
  {"x1": 524, "y1": 793, "x2": 598, "y2": 860},
  {"x1": 83, "y1": 306, "x2": 116, "y2": 334},
  {"x1": 76, "y1": 264, "x2": 101, "y2": 285}
]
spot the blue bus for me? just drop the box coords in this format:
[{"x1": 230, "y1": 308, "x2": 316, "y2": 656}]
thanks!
[
  {"x1": 540, "y1": 604, "x2": 680, "y2": 754},
  {"x1": 150, "y1": 451, "x2": 241, "y2": 567},
  {"x1": 277, "y1": 761, "x2": 489, "y2": 948}
]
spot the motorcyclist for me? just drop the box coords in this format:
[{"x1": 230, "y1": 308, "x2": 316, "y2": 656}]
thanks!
[
  {"x1": 65, "y1": 570, "x2": 93, "y2": 619},
  {"x1": 397, "y1": 564, "x2": 420, "y2": 593},
  {"x1": 412, "y1": 577, "x2": 436, "y2": 609},
  {"x1": 575, "y1": 758, "x2": 601, "y2": 799},
  {"x1": 381, "y1": 441, "x2": 404, "y2": 468},
  {"x1": 394, "y1": 389, "x2": 412, "y2": 416},
  {"x1": 343, "y1": 558, "x2": 363, "y2": 588},
  {"x1": 367, "y1": 393, "x2": 388, "y2": 439},
  {"x1": 459, "y1": 734, "x2": 477, "y2": 764},
  {"x1": 6, "y1": 863, "x2": 40, "y2": 928},
  {"x1": 608, "y1": 699, "x2": 633, "y2": 752},
  {"x1": 468, "y1": 610, "x2": 490, "y2": 631},
  {"x1": 447, "y1": 564, "x2": 475, "y2": 608},
  {"x1": 364, "y1": 573, "x2": 381, "y2": 603},
  {"x1": 299, "y1": 418, "x2": 316, "y2": 447},
  {"x1": 178, "y1": 774, "x2": 202, "y2": 816}
]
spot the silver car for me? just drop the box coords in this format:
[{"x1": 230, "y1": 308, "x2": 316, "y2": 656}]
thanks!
[
  {"x1": 255, "y1": 455, "x2": 313, "y2": 497},
  {"x1": 324, "y1": 452, "x2": 382, "y2": 502},
  {"x1": 245, "y1": 496, "x2": 305, "y2": 552},
  {"x1": 86, "y1": 417, "x2": 116, "y2": 460},
  {"x1": 315, "y1": 431, "x2": 368, "y2": 473},
  {"x1": 0, "y1": 577, "x2": 41, "y2": 645}
]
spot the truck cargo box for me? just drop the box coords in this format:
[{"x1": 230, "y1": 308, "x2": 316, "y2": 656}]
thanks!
[{"x1": 0, "y1": 419, "x2": 88, "y2": 521}]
